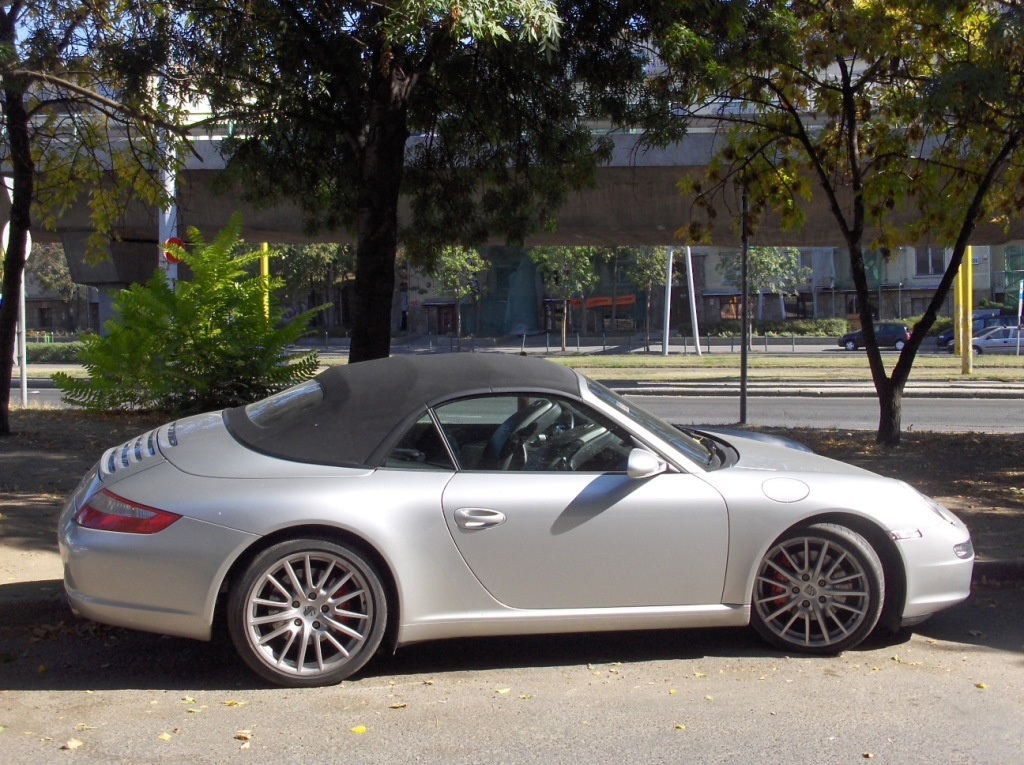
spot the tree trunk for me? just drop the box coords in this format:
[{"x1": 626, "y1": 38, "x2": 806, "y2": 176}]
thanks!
[
  {"x1": 876, "y1": 381, "x2": 902, "y2": 446},
  {"x1": 0, "y1": 87, "x2": 34, "y2": 436},
  {"x1": 560, "y1": 298, "x2": 568, "y2": 351},
  {"x1": 348, "y1": 75, "x2": 412, "y2": 364},
  {"x1": 455, "y1": 296, "x2": 463, "y2": 351},
  {"x1": 644, "y1": 293, "x2": 652, "y2": 351}
]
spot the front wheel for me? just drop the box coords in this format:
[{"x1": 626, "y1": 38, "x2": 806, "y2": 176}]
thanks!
[
  {"x1": 228, "y1": 538, "x2": 388, "y2": 687},
  {"x1": 844, "y1": 340, "x2": 857, "y2": 351},
  {"x1": 894, "y1": 339, "x2": 906, "y2": 351},
  {"x1": 751, "y1": 523, "x2": 884, "y2": 655}
]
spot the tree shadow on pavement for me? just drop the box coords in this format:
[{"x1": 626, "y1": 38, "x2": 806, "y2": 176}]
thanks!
[{"x1": 2, "y1": 583, "x2": 1019, "y2": 693}]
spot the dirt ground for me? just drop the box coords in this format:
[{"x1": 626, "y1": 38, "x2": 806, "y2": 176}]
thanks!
[{"x1": 1, "y1": 410, "x2": 1022, "y2": 570}]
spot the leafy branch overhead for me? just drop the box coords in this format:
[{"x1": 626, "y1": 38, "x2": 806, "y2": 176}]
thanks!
[
  {"x1": 174, "y1": 0, "x2": 665, "y2": 362},
  {"x1": 650, "y1": 0, "x2": 1024, "y2": 444},
  {"x1": 54, "y1": 216, "x2": 322, "y2": 415}
]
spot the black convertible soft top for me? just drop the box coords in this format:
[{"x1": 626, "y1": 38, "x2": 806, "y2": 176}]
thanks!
[{"x1": 223, "y1": 353, "x2": 583, "y2": 467}]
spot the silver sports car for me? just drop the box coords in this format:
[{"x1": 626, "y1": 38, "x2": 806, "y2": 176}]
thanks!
[{"x1": 59, "y1": 354, "x2": 974, "y2": 687}]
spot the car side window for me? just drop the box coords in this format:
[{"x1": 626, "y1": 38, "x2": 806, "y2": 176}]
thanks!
[
  {"x1": 432, "y1": 395, "x2": 634, "y2": 473},
  {"x1": 383, "y1": 415, "x2": 456, "y2": 470}
]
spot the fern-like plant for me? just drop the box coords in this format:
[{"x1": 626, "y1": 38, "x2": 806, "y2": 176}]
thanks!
[{"x1": 54, "y1": 215, "x2": 322, "y2": 415}]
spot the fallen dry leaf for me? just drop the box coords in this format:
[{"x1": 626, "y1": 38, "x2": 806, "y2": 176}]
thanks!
[{"x1": 62, "y1": 738, "x2": 84, "y2": 751}]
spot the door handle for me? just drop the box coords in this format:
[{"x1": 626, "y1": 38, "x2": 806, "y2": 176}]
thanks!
[{"x1": 454, "y1": 507, "x2": 506, "y2": 530}]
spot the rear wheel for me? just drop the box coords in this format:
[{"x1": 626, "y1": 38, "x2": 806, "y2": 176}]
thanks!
[
  {"x1": 751, "y1": 523, "x2": 884, "y2": 655},
  {"x1": 894, "y1": 339, "x2": 906, "y2": 351},
  {"x1": 844, "y1": 340, "x2": 857, "y2": 351},
  {"x1": 228, "y1": 538, "x2": 387, "y2": 687}
]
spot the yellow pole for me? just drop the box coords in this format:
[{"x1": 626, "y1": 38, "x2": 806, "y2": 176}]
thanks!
[
  {"x1": 962, "y1": 246, "x2": 973, "y2": 374},
  {"x1": 261, "y1": 243, "x2": 270, "y2": 319},
  {"x1": 953, "y1": 264, "x2": 962, "y2": 356}
]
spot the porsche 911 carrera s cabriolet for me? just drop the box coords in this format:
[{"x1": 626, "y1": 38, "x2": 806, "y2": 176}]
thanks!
[{"x1": 59, "y1": 354, "x2": 974, "y2": 687}]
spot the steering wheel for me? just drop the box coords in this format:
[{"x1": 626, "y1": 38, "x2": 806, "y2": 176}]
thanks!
[{"x1": 484, "y1": 400, "x2": 562, "y2": 470}]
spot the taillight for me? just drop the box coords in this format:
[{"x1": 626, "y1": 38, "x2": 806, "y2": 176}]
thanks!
[{"x1": 74, "y1": 490, "x2": 181, "y2": 534}]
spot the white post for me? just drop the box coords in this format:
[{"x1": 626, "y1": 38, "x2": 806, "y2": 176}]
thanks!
[
  {"x1": 158, "y1": 138, "x2": 178, "y2": 286},
  {"x1": 685, "y1": 246, "x2": 702, "y2": 356},
  {"x1": 662, "y1": 247, "x2": 674, "y2": 355},
  {"x1": 3, "y1": 177, "x2": 29, "y2": 406},
  {"x1": 18, "y1": 267, "x2": 26, "y2": 406}
]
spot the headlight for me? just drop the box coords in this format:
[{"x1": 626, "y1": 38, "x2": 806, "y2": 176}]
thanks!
[{"x1": 899, "y1": 481, "x2": 959, "y2": 524}]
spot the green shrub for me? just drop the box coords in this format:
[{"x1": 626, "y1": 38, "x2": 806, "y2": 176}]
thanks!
[
  {"x1": 695, "y1": 318, "x2": 850, "y2": 338},
  {"x1": 27, "y1": 342, "x2": 84, "y2": 363},
  {"x1": 53, "y1": 216, "x2": 322, "y2": 415}
]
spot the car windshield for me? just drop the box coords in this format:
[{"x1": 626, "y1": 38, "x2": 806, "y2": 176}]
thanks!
[{"x1": 586, "y1": 379, "x2": 714, "y2": 466}]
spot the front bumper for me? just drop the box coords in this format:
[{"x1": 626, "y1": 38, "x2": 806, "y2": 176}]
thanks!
[{"x1": 897, "y1": 520, "x2": 974, "y2": 624}]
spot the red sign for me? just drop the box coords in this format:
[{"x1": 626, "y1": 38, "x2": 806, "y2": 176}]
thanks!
[{"x1": 164, "y1": 236, "x2": 185, "y2": 263}]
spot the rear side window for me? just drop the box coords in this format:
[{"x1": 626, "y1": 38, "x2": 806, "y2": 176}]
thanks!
[{"x1": 244, "y1": 380, "x2": 323, "y2": 428}]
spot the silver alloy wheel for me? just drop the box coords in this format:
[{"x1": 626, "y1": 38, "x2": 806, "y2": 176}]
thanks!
[
  {"x1": 229, "y1": 539, "x2": 387, "y2": 687},
  {"x1": 751, "y1": 524, "x2": 883, "y2": 654},
  {"x1": 844, "y1": 340, "x2": 857, "y2": 351}
]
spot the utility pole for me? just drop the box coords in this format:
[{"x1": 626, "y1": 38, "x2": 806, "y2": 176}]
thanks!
[{"x1": 740, "y1": 189, "x2": 749, "y2": 424}]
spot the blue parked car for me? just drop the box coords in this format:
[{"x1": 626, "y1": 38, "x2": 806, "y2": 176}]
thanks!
[
  {"x1": 838, "y1": 323, "x2": 911, "y2": 351},
  {"x1": 936, "y1": 315, "x2": 1017, "y2": 347}
]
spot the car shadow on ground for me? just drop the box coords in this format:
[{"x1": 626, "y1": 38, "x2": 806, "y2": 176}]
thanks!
[{"x1": 2, "y1": 583, "x2": 1018, "y2": 693}]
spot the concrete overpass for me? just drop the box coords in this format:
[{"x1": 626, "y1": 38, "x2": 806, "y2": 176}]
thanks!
[{"x1": 11, "y1": 131, "x2": 1024, "y2": 288}]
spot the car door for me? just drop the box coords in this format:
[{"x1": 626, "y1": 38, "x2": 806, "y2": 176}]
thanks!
[
  {"x1": 434, "y1": 394, "x2": 730, "y2": 610},
  {"x1": 982, "y1": 327, "x2": 1012, "y2": 351}
]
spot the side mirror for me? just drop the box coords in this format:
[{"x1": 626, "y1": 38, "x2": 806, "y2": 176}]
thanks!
[{"x1": 627, "y1": 448, "x2": 668, "y2": 479}]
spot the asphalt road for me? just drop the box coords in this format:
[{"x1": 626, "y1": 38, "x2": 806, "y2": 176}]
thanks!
[
  {"x1": 632, "y1": 394, "x2": 1022, "y2": 433},
  {"x1": 15, "y1": 388, "x2": 1021, "y2": 433}
]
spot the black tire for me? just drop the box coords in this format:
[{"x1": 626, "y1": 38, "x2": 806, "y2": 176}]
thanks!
[
  {"x1": 228, "y1": 538, "x2": 387, "y2": 687},
  {"x1": 844, "y1": 340, "x2": 857, "y2": 351},
  {"x1": 894, "y1": 339, "x2": 906, "y2": 351},
  {"x1": 972, "y1": 345, "x2": 982, "y2": 355},
  {"x1": 751, "y1": 523, "x2": 884, "y2": 655}
]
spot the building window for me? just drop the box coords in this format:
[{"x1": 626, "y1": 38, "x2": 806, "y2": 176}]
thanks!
[
  {"x1": 915, "y1": 247, "x2": 946, "y2": 276},
  {"x1": 1004, "y1": 246, "x2": 1024, "y2": 304}
]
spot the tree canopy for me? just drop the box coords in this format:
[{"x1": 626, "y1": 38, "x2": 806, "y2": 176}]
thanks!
[
  {"x1": 0, "y1": 0, "x2": 194, "y2": 434},
  {"x1": 651, "y1": 0, "x2": 1024, "y2": 444},
  {"x1": 169, "y1": 0, "x2": 666, "y2": 361}
]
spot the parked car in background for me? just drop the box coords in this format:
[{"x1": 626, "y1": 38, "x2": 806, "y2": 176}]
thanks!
[
  {"x1": 838, "y1": 323, "x2": 911, "y2": 351},
  {"x1": 960, "y1": 324, "x2": 1023, "y2": 354},
  {"x1": 936, "y1": 314, "x2": 1018, "y2": 348}
]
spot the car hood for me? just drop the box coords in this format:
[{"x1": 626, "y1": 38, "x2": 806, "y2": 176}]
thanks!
[{"x1": 718, "y1": 432, "x2": 873, "y2": 477}]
